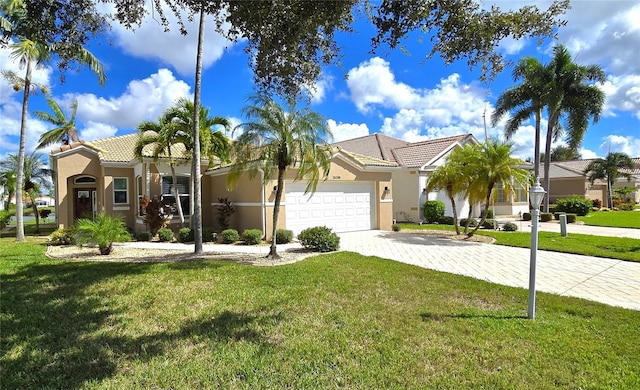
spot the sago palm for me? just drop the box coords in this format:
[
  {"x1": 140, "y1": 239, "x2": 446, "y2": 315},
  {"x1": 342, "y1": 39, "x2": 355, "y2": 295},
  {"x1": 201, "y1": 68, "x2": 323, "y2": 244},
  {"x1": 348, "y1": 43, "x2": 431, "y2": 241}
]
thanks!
[{"x1": 229, "y1": 95, "x2": 333, "y2": 258}]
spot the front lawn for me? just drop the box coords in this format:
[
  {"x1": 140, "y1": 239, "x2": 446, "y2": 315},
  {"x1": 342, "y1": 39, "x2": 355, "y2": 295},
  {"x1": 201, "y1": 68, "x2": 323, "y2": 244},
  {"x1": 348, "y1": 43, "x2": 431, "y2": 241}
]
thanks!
[
  {"x1": 578, "y1": 210, "x2": 640, "y2": 229},
  {"x1": 398, "y1": 223, "x2": 640, "y2": 263},
  {"x1": 1, "y1": 239, "x2": 639, "y2": 389}
]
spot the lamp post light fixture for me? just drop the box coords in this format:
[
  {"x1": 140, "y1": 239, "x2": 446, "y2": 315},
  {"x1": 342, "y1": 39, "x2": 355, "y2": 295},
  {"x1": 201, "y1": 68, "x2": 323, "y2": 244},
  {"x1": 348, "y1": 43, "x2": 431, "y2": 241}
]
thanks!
[{"x1": 528, "y1": 177, "x2": 546, "y2": 320}]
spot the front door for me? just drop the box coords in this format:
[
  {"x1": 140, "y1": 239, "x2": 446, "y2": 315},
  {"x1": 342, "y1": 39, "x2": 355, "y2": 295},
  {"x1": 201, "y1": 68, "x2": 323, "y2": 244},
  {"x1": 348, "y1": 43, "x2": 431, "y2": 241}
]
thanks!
[{"x1": 74, "y1": 188, "x2": 96, "y2": 220}]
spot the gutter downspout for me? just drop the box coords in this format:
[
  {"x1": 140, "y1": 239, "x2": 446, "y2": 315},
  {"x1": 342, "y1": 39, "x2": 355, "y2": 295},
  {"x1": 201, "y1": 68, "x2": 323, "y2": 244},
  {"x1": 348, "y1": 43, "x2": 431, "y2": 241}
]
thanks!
[{"x1": 50, "y1": 154, "x2": 58, "y2": 228}]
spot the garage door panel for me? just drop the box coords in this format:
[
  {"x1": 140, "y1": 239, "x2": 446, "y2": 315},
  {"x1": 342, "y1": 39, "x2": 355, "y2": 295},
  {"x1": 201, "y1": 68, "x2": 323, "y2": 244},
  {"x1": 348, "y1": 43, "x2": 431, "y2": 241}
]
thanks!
[{"x1": 285, "y1": 182, "x2": 374, "y2": 235}]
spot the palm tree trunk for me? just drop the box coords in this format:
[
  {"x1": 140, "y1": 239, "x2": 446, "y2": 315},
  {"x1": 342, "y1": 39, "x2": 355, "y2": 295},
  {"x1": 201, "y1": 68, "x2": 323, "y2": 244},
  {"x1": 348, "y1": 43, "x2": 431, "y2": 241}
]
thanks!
[
  {"x1": 15, "y1": 60, "x2": 32, "y2": 242},
  {"x1": 469, "y1": 188, "x2": 493, "y2": 237},
  {"x1": 543, "y1": 114, "x2": 558, "y2": 213},
  {"x1": 192, "y1": 6, "x2": 205, "y2": 254},
  {"x1": 450, "y1": 195, "x2": 460, "y2": 235},
  {"x1": 29, "y1": 190, "x2": 40, "y2": 234},
  {"x1": 268, "y1": 168, "x2": 285, "y2": 259}
]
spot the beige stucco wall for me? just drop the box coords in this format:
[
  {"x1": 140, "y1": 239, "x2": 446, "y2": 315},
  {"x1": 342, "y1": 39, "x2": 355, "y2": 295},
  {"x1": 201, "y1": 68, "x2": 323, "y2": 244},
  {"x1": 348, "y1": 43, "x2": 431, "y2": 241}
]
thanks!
[
  {"x1": 103, "y1": 167, "x2": 136, "y2": 228},
  {"x1": 391, "y1": 170, "x2": 420, "y2": 222},
  {"x1": 53, "y1": 148, "x2": 102, "y2": 228}
]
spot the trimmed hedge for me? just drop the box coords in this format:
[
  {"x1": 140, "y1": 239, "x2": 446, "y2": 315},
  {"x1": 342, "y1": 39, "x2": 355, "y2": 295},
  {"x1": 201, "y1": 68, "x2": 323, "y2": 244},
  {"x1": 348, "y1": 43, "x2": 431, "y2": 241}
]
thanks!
[
  {"x1": 502, "y1": 222, "x2": 518, "y2": 231},
  {"x1": 481, "y1": 219, "x2": 496, "y2": 229},
  {"x1": 391, "y1": 224, "x2": 400, "y2": 232},
  {"x1": 423, "y1": 200, "x2": 445, "y2": 223},
  {"x1": 221, "y1": 229, "x2": 239, "y2": 244},
  {"x1": 540, "y1": 212, "x2": 553, "y2": 222},
  {"x1": 438, "y1": 216, "x2": 455, "y2": 225},
  {"x1": 459, "y1": 218, "x2": 478, "y2": 228},
  {"x1": 178, "y1": 227, "x2": 194, "y2": 243},
  {"x1": 275, "y1": 229, "x2": 294, "y2": 244},
  {"x1": 522, "y1": 212, "x2": 532, "y2": 221},
  {"x1": 48, "y1": 227, "x2": 76, "y2": 245},
  {"x1": 203, "y1": 227, "x2": 216, "y2": 242},
  {"x1": 136, "y1": 231, "x2": 152, "y2": 242},
  {"x1": 157, "y1": 228, "x2": 174, "y2": 242},
  {"x1": 554, "y1": 196, "x2": 592, "y2": 216},
  {"x1": 566, "y1": 213, "x2": 577, "y2": 223},
  {"x1": 298, "y1": 226, "x2": 340, "y2": 252},
  {"x1": 242, "y1": 229, "x2": 263, "y2": 245}
]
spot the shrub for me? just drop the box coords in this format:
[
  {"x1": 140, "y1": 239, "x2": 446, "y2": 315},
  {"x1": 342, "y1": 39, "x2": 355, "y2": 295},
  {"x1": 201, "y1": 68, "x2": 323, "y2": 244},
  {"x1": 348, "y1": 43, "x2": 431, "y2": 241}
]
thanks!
[
  {"x1": 554, "y1": 196, "x2": 592, "y2": 216},
  {"x1": 74, "y1": 213, "x2": 131, "y2": 255},
  {"x1": 298, "y1": 226, "x2": 340, "y2": 252},
  {"x1": 502, "y1": 222, "x2": 518, "y2": 231},
  {"x1": 178, "y1": 227, "x2": 194, "y2": 243},
  {"x1": 422, "y1": 200, "x2": 445, "y2": 223},
  {"x1": 619, "y1": 203, "x2": 634, "y2": 211},
  {"x1": 221, "y1": 229, "x2": 239, "y2": 244},
  {"x1": 203, "y1": 227, "x2": 216, "y2": 242},
  {"x1": 136, "y1": 231, "x2": 152, "y2": 242},
  {"x1": 459, "y1": 218, "x2": 478, "y2": 228},
  {"x1": 48, "y1": 227, "x2": 76, "y2": 246},
  {"x1": 481, "y1": 219, "x2": 496, "y2": 229},
  {"x1": 39, "y1": 209, "x2": 52, "y2": 220},
  {"x1": 522, "y1": 212, "x2": 532, "y2": 221},
  {"x1": 142, "y1": 196, "x2": 170, "y2": 235},
  {"x1": 565, "y1": 213, "x2": 577, "y2": 223},
  {"x1": 391, "y1": 224, "x2": 400, "y2": 232},
  {"x1": 157, "y1": 228, "x2": 174, "y2": 242},
  {"x1": 553, "y1": 212, "x2": 566, "y2": 220},
  {"x1": 275, "y1": 229, "x2": 294, "y2": 244},
  {"x1": 242, "y1": 229, "x2": 263, "y2": 245},
  {"x1": 540, "y1": 212, "x2": 553, "y2": 222},
  {"x1": 591, "y1": 198, "x2": 602, "y2": 209},
  {"x1": 437, "y1": 216, "x2": 455, "y2": 225},
  {"x1": 481, "y1": 209, "x2": 494, "y2": 219},
  {"x1": 0, "y1": 210, "x2": 12, "y2": 230}
]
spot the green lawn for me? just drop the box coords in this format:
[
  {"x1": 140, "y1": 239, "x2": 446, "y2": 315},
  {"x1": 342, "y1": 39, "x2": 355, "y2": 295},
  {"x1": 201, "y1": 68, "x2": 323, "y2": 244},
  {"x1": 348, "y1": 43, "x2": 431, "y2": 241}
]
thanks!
[
  {"x1": 579, "y1": 210, "x2": 640, "y2": 228},
  {"x1": 1, "y1": 239, "x2": 639, "y2": 389},
  {"x1": 399, "y1": 223, "x2": 640, "y2": 263}
]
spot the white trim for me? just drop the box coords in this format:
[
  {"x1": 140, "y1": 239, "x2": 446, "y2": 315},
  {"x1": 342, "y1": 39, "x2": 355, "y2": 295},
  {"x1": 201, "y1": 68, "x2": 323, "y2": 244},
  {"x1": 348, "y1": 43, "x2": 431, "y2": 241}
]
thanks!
[
  {"x1": 331, "y1": 152, "x2": 398, "y2": 172},
  {"x1": 113, "y1": 206, "x2": 130, "y2": 211},
  {"x1": 51, "y1": 144, "x2": 99, "y2": 158},
  {"x1": 380, "y1": 199, "x2": 393, "y2": 203},
  {"x1": 211, "y1": 202, "x2": 262, "y2": 207}
]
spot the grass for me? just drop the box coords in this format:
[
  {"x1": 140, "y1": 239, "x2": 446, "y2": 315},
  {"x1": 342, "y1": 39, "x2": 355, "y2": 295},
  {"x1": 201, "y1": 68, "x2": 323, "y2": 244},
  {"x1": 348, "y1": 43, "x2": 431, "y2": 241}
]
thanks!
[
  {"x1": 579, "y1": 210, "x2": 640, "y2": 229},
  {"x1": 399, "y1": 223, "x2": 640, "y2": 263},
  {"x1": 1, "y1": 238, "x2": 639, "y2": 389}
]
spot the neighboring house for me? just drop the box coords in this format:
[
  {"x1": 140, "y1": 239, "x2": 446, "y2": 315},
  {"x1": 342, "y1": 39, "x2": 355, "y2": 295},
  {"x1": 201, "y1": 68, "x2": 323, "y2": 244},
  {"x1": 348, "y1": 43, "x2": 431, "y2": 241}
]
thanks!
[
  {"x1": 49, "y1": 134, "x2": 395, "y2": 238},
  {"x1": 333, "y1": 133, "x2": 531, "y2": 222},
  {"x1": 540, "y1": 158, "x2": 640, "y2": 205}
]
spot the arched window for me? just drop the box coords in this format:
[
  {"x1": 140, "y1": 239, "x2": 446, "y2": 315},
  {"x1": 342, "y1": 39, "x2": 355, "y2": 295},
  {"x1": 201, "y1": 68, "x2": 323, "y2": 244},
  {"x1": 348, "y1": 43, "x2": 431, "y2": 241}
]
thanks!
[{"x1": 74, "y1": 176, "x2": 96, "y2": 184}]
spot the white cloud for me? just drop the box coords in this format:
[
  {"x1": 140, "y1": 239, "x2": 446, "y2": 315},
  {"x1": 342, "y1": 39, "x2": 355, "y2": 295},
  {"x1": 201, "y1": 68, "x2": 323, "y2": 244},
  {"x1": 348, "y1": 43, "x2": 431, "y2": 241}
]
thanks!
[
  {"x1": 580, "y1": 148, "x2": 598, "y2": 159},
  {"x1": 71, "y1": 69, "x2": 192, "y2": 130},
  {"x1": 346, "y1": 57, "x2": 420, "y2": 112},
  {"x1": 109, "y1": 7, "x2": 237, "y2": 75},
  {"x1": 79, "y1": 121, "x2": 119, "y2": 142},
  {"x1": 327, "y1": 120, "x2": 369, "y2": 142},
  {"x1": 600, "y1": 135, "x2": 640, "y2": 157},
  {"x1": 601, "y1": 75, "x2": 640, "y2": 119}
]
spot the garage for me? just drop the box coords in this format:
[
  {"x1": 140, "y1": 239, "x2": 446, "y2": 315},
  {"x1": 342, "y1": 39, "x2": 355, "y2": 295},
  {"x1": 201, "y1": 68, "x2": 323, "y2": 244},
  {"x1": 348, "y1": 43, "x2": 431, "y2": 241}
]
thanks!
[{"x1": 285, "y1": 182, "x2": 375, "y2": 236}]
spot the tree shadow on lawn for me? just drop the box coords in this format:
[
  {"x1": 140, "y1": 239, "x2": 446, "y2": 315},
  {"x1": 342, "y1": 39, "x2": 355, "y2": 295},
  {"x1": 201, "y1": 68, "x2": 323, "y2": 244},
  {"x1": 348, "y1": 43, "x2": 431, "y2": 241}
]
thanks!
[
  {"x1": 420, "y1": 312, "x2": 526, "y2": 321},
  {"x1": 1, "y1": 261, "x2": 281, "y2": 389}
]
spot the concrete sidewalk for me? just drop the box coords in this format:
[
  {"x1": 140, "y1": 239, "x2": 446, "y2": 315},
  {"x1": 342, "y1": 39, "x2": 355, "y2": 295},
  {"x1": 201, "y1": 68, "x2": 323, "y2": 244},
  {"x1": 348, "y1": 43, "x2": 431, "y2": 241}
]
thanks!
[{"x1": 338, "y1": 230, "x2": 640, "y2": 311}]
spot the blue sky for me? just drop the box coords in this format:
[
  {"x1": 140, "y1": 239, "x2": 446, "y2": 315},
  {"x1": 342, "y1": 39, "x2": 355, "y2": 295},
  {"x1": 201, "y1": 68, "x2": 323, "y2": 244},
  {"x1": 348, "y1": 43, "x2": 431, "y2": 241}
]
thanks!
[{"x1": 1, "y1": 0, "x2": 639, "y2": 164}]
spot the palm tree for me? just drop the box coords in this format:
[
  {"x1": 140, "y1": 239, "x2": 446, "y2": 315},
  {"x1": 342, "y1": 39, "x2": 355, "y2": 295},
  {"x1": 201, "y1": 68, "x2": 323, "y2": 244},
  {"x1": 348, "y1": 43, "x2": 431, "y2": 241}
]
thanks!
[
  {"x1": 584, "y1": 152, "x2": 635, "y2": 209},
  {"x1": 2, "y1": 0, "x2": 105, "y2": 241},
  {"x1": 163, "y1": 98, "x2": 231, "y2": 235},
  {"x1": 0, "y1": 152, "x2": 52, "y2": 233},
  {"x1": 492, "y1": 56, "x2": 549, "y2": 178},
  {"x1": 467, "y1": 139, "x2": 530, "y2": 237},
  {"x1": 425, "y1": 150, "x2": 470, "y2": 235},
  {"x1": 74, "y1": 212, "x2": 131, "y2": 255},
  {"x1": 0, "y1": 169, "x2": 16, "y2": 211},
  {"x1": 542, "y1": 45, "x2": 605, "y2": 211},
  {"x1": 228, "y1": 95, "x2": 333, "y2": 259},
  {"x1": 34, "y1": 96, "x2": 79, "y2": 149},
  {"x1": 135, "y1": 114, "x2": 189, "y2": 226}
]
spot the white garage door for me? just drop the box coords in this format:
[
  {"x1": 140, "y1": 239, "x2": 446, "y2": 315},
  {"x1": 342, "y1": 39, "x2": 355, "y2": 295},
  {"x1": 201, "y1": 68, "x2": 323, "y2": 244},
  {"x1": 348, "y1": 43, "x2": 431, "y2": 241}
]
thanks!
[{"x1": 285, "y1": 182, "x2": 374, "y2": 236}]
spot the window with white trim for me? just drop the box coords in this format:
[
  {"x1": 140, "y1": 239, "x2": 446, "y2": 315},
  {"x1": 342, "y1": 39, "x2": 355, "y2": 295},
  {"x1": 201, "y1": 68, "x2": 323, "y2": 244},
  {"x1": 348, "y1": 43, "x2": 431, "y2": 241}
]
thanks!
[
  {"x1": 113, "y1": 177, "x2": 128, "y2": 204},
  {"x1": 161, "y1": 176, "x2": 190, "y2": 215},
  {"x1": 137, "y1": 176, "x2": 144, "y2": 216}
]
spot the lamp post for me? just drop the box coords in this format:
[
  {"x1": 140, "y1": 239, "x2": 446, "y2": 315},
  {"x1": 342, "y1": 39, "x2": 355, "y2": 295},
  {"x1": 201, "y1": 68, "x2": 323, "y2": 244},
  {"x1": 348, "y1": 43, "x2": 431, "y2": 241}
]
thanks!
[{"x1": 528, "y1": 177, "x2": 546, "y2": 319}]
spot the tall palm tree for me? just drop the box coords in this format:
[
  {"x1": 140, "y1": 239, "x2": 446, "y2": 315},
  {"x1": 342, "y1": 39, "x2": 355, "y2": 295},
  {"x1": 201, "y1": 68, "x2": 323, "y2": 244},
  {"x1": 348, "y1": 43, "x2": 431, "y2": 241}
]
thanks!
[
  {"x1": 162, "y1": 98, "x2": 231, "y2": 228},
  {"x1": 2, "y1": 0, "x2": 105, "y2": 241},
  {"x1": 0, "y1": 152, "x2": 52, "y2": 233},
  {"x1": 542, "y1": 45, "x2": 605, "y2": 211},
  {"x1": 492, "y1": 56, "x2": 549, "y2": 178},
  {"x1": 584, "y1": 152, "x2": 635, "y2": 209},
  {"x1": 467, "y1": 139, "x2": 530, "y2": 237},
  {"x1": 34, "y1": 96, "x2": 79, "y2": 149},
  {"x1": 425, "y1": 149, "x2": 470, "y2": 235},
  {"x1": 228, "y1": 95, "x2": 333, "y2": 259},
  {"x1": 135, "y1": 115, "x2": 189, "y2": 226}
]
